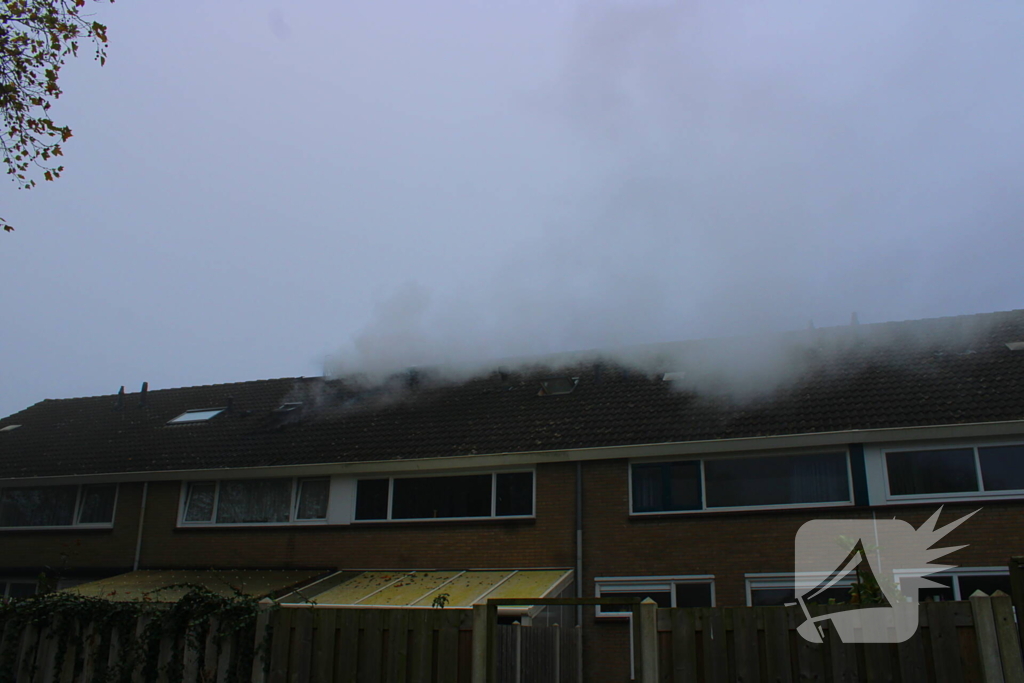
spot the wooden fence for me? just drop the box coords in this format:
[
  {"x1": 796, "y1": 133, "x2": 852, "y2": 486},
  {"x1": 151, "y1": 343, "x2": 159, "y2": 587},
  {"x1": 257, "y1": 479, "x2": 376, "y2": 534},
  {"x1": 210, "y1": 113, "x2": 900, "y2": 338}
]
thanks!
[
  {"x1": 654, "y1": 593, "x2": 1024, "y2": 683},
  {"x1": 495, "y1": 624, "x2": 581, "y2": 683},
  {"x1": 0, "y1": 613, "x2": 257, "y2": 683},
  {"x1": 254, "y1": 607, "x2": 473, "y2": 683}
]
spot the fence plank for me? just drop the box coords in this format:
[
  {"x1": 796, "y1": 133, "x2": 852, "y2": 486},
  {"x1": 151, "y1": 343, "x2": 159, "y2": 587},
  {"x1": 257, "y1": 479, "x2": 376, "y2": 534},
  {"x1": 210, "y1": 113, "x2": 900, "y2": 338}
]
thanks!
[
  {"x1": 990, "y1": 594, "x2": 1024, "y2": 683},
  {"x1": 896, "y1": 623, "x2": 928, "y2": 683},
  {"x1": 701, "y1": 608, "x2": 728, "y2": 683},
  {"x1": 733, "y1": 606, "x2": 760, "y2": 683},
  {"x1": 794, "y1": 605, "x2": 826, "y2": 683},
  {"x1": 407, "y1": 610, "x2": 433, "y2": 683},
  {"x1": 335, "y1": 609, "x2": 360, "y2": 683},
  {"x1": 763, "y1": 607, "x2": 794, "y2": 683},
  {"x1": 671, "y1": 609, "x2": 698, "y2": 683},
  {"x1": 385, "y1": 609, "x2": 409, "y2": 683},
  {"x1": 826, "y1": 607, "x2": 859, "y2": 683},
  {"x1": 970, "y1": 594, "x2": 1004, "y2": 683},
  {"x1": 927, "y1": 601, "x2": 965, "y2": 683},
  {"x1": 314, "y1": 610, "x2": 337, "y2": 683},
  {"x1": 358, "y1": 610, "x2": 383, "y2": 683},
  {"x1": 269, "y1": 607, "x2": 294, "y2": 683},
  {"x1": 862, "y1": 643, "x2": 894, "y2": 683},
  {"x1": 291, "y1": 608, "x2": 315, "y2": 683},
  {"x1": 437, "y1": 610, "x2": 460, "y2": 683},
  {"x1": 1010, "y1": 558, "x2": 1024, "y2": 659}
]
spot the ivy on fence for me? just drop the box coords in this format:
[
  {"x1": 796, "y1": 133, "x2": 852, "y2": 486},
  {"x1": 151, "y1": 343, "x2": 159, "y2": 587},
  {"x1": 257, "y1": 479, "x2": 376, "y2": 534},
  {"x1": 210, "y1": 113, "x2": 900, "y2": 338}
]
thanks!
[{"x1": 0, "y1": 584, "x2": 273, "y2": 683}]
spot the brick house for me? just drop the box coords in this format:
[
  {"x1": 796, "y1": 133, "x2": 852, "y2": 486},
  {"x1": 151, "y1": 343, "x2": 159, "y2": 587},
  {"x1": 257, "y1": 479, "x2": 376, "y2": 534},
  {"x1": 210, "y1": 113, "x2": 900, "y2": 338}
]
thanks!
[{"x1": 3, "y1": 309, "x2": 1024, "y2": 680}]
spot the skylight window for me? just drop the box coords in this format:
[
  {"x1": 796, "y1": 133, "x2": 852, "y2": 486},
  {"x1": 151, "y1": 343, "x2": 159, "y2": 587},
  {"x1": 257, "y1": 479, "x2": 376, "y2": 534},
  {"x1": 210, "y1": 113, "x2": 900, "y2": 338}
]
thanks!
[
  {"x1": 662, "y1": 372, "x2": 686, "y2": 382},
  {"x1": 538, "y1": 377, "x2": 578, "y2": 396},
  {"x1": 0, "y1": 425, "x2": 21, "y2": 432},
  {"x1": 167, "y1": 409, "x2": 225, "y2": 425},
  {"x1": 1005, "y1": 341, "x2": 1024, "y2": 351},
  {"x1": 274, "y1": 402, "x2": 303, "y2": 413}
]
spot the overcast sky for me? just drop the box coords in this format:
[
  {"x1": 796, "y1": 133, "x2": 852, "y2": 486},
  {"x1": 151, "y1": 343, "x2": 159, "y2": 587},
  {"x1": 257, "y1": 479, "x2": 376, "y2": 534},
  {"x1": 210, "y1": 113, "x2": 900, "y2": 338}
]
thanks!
[{"x1": 2, "y1": 0, "x2": 1024, "y2": 417}]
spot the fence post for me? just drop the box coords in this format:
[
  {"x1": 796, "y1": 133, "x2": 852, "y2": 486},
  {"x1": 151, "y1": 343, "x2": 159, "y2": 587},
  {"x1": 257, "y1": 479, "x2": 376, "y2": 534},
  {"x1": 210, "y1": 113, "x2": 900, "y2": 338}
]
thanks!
[
  {"x1": 970, "y1": 591, "x2": 1005, "y2": 683},
  {"x1": 250, "y1": 607, "x2": 273, "y2": 683},
  {"x1": 990, "y1": 591, "x2": 1024, "y2": 683},
  {"x1": 472, "y1": 604, "x2": 488, "y2": 683},
  {"x1": 639, "y1": 598, "x2": 659, "y2": 683},
  {"x1": 1010, "y1": 557, "x2": 1024, "y2": 658}
]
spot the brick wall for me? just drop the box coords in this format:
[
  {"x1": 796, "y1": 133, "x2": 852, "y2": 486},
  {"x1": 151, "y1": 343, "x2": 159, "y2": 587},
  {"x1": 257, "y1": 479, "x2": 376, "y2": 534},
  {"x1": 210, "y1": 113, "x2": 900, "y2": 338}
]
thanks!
[{"x1": 0, "y1": 482, "x2": 143, "y2": 578}]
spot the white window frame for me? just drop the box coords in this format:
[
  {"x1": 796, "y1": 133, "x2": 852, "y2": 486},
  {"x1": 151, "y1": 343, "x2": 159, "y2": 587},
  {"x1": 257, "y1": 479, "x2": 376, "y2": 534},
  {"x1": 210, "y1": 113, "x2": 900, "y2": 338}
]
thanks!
[
  {"x1": 745, "y1": 572, "x2": 857, "y2": 607},
  {"x1": 595, "y1": 575, "x2": 715, "y2": 618},
  {"x1": 629, "y1": 450, "x2": 854, "y2": 516},
  {"x1": 177, "y1": 477, "x2": 331, "y2": 527},
  {"x1": 894, "y1": 567, "x2": 1011, "y2": 601},
  {"x1": 352, "y1": 468, "x2": 536, "y2": 523},
  {"x1": 865, "y1": 438, "x2": 1024, "y2": 505},
  {"x1": 0, "y1": 484, "x2": 118, "y2": 530}
]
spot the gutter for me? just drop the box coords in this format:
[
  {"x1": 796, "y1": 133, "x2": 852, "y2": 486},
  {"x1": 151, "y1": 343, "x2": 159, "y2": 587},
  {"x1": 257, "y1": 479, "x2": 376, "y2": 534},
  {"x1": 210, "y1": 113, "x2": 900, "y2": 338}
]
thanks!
[{"x1": 4, "y1": 418, "x2": 1024, "y2": 485}]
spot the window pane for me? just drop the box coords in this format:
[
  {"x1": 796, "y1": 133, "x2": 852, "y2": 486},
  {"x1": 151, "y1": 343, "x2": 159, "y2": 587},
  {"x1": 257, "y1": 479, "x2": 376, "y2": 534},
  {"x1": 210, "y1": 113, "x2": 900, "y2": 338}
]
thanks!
[
  {"x1": 392, "y1": 475, "x2": 492, "y2": 519},
  {"x1": 216, "y1": 479, "x2": 291, "y2": 523},
  {"x1": 978, "y1": 445, "x2": 1024, "y2": 491},
  {"x1": 296, "y1": 479, "x2": 330, "y2": 519},
  {"x1": 674, "y1": 583, "x2": 713, "y2": 608},
  {"x1": 705, "y1": 453, "x2": 849, "y2": 508},
  {"x1": 631, "y1": 462, "x2": 701, "y2": 512},
  {"x1": 184, "y1": 482, "x2": 216, "y2": 522},
  {"x1": 78, "y1": 484, "x2": 116, "y2": 524},
  {"x1": 600, "y1": 590, "x2": 672, "y2": 612},
  {"x1": 886, "y1": 449, "x2": 978, "y2": 495},
  {"x1": 496, "y1": 472, "x2": 533, "y2": 516},
  {"x1": 751, "y1": 587, "x2": 795, "y2": 607},
  {"x1": 355, "y1": 479, "x2": 390, "y2": 520},
  {"x1": 631, "y1": 464, "x2": 664, "y2": 512},
  {"x1": 958, "y1": 574, "x2": 1011, "y2": 598},
  {"x1": 0, "y1": 486, "x2": 78, "y2": 526}
]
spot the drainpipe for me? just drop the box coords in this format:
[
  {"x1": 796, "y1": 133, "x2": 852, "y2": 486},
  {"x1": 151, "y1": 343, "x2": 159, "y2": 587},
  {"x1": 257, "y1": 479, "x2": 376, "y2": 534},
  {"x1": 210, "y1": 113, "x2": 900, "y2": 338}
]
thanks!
[
  {"x1": 133, "y1": 482, "x2": 149, "y2": 571},
  {"x1": 576, "y1": 461, "x2": 584, "y2": 681}
]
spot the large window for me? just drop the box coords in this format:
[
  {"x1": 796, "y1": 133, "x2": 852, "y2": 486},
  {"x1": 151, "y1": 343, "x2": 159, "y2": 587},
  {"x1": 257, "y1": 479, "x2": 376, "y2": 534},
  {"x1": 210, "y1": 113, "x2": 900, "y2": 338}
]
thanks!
[
  {"x1": 180, "y1": 478, "x2": 329, "y2": 525},
  {"x1": 0, "y1": 484, "x2": 117, "y2": 528},
  {"x1": 885, "y1": 444, "x2": 1024, "y2": 498},
  {"x1": 354, "y1": 471, "x2": 534, "y2": 521},
  {"x1": 631, "y1": 452, "x2": 851, "y2": 514},
  {"x1": 595, "y1": 576, "x2": 714, "y2": 617}
]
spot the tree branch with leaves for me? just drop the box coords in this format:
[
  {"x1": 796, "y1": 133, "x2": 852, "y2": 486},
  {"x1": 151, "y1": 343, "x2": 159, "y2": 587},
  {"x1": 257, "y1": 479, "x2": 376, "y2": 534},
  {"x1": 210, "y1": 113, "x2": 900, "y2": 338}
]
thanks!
[{"x1": 0, "y1": 0, "x2": 112, "y2": 233}]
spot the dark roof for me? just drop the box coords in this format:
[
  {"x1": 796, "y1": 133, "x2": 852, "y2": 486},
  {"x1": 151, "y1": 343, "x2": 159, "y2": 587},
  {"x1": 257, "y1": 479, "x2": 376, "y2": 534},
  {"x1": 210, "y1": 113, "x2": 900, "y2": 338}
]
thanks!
[{"x1": 3, "y1": 309, "x2": 1024, "y2": 479}]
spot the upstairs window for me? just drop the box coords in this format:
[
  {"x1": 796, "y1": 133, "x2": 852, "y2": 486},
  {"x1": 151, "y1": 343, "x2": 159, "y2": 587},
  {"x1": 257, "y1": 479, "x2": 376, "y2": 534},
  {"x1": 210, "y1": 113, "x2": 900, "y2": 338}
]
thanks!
[
  {"x1": 0, "y1": 579, "x2": 37, "y2": 603},
  {"x1": 631, "y1": 452, "x2": 851, "y2": 514},
  {"x1": 181, "y1": 477, "x2": 329, "y2": 525},
  {"x1": 885, "y1": 444, "x2": 1024, "y2": 498},
  {"x1": 0, "y1": 484, "x2": 117, "y2": 528},
  {"x1": 354, "y1": 471, "x2": 534, "y2": 521}
]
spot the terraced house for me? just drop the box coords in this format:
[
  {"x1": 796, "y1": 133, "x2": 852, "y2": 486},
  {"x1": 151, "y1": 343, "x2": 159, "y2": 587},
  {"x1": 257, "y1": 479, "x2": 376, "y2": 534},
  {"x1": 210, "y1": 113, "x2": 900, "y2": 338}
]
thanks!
[{"x1": 2, "y1": 309, "x2": 1024, "y2": 681}]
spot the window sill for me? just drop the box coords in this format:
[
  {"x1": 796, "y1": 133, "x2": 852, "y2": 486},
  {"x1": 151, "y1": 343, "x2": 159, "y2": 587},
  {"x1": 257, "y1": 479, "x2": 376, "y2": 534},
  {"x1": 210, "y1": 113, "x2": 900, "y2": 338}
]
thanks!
[
  {"x1": 0, "y1": 524, "x2": 114, "y2": 532},
  {"x1": 630, "y1": 501, "x2": 854, "y2": 518},
  {"x1": 351, "y1": 516, "x2": 536, "y2": 527},
  {"x1": 883, "y1": 491, "x2": 1024, "y2": 505}
]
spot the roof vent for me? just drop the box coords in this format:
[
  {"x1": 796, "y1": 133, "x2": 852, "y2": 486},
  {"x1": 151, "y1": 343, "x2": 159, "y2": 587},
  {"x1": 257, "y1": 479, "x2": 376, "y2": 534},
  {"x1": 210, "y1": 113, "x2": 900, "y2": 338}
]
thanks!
[
  {"x1": 662, "y1": 371, "x2": 686, "y2": 382},
  {"x1": 0, "y1": 424, "x2": 21, "y2": 432},
  {"x1": 538, "y1": 377, "x2": 578, "y2": 396},
  {"x1": 1006, "y1": 342, "x2": 1024, "y2": 351}
]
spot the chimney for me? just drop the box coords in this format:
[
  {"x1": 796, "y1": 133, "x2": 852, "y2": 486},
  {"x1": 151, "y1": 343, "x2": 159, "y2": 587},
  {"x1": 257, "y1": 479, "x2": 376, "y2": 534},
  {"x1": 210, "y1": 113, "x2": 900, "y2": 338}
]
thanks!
[
  {"x1": 114, "y1": 386, "x2": 125, "y2": 411},
  {"x1": 138, "y1": 382, "x2": 148, "y2": 408},
  {"x1": 851, "y1": 312, "x2": 860, "y2": 326},
  {"x1": 225, "y1": 396, "x2": 235, "y2": 413}
]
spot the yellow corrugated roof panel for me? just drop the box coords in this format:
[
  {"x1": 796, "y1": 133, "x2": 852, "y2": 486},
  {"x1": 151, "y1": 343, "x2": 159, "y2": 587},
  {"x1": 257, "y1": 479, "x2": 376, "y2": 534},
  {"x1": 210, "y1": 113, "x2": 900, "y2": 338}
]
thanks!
[
  {"x1": 483, "y1": 570, "x2": 573, "y2": 602},
  {"x1": 63, "y1": 569, "x2": 325, "y2": 603},
  {"x1": 308, "y1": 569, "x2": 573, "y2": 607},
  {"x1": 410, "y1": 571, "x2": 513, "y2": 607}
]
